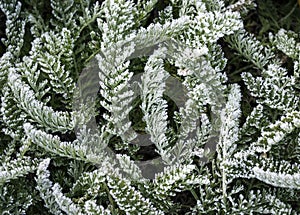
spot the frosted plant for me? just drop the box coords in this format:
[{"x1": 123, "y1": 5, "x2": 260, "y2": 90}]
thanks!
[
  {"x1": 0, "y1": 0, "x2": 300, "y2": 214},
  {"x1": 140, "y1": 47, "x2": 171, "y2": 163}
]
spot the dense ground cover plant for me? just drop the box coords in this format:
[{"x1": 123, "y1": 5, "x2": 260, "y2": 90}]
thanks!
[{"x1": 0, "y1": 0, "x2": 299, "y2": 214}]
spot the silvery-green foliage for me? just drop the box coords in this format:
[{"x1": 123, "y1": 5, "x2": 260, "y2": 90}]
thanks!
[
  {"x1": 0, "y1": 0, "x2": 24, "y2": 57},
  {"x1": 140, "y1": 47, "x2": 171, "y2": 163},
  {"x1": 150, "y1": 164, "x2": 209, "y2": 211},
  {"x1": 270, "y1": 29, "x2": 299, "y2": 60},
  {"x1": 0, "y1": 0, "x2": 300, "y2": 214},
  {"x1": 0, "y1": 155, "x2": 38, "y2": 186},
  {"x1": 226, "y1": 29, "x2": 278, "y2": 69},
  {"x1": 36, "y1": 158, "x2": 83, "y2": 214},
  {"x1": 270, "y1": 28, "x2": 300, "y2": 90},
  {"x1": 96, "y1": 0, "x2": 138, "y2": 148},
  {"x1": 242, "y1": 64, "x2": 298, "y2": 111}
]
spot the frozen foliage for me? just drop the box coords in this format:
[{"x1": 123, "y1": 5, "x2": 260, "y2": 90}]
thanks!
[
  {"x1": 140, "y1": 47, "x2": 171, "y2": 163},
  {"x1": 0, "y1": 0, "x2": 300, "y2": 214}
]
